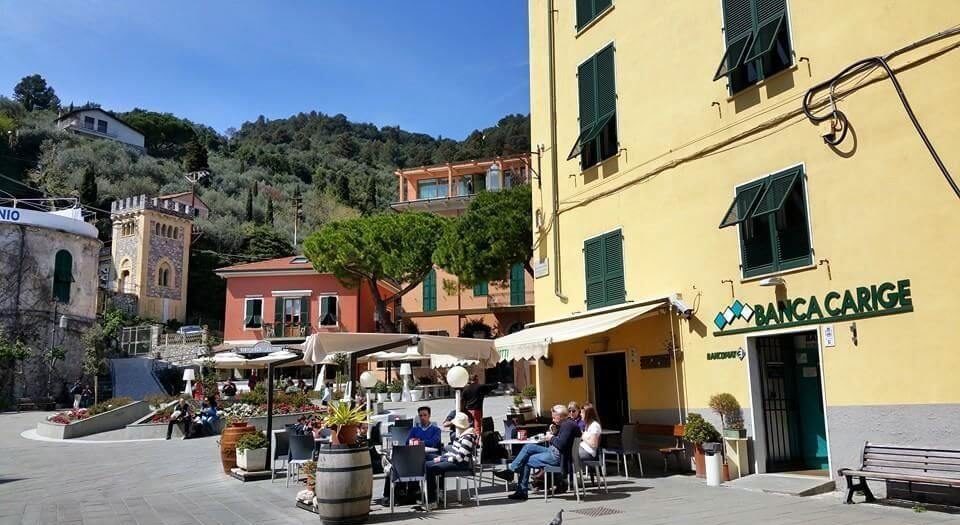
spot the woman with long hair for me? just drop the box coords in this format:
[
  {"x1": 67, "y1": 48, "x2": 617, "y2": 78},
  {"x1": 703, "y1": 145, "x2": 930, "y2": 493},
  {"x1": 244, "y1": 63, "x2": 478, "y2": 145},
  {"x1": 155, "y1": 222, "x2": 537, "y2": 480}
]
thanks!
[{"x1": 579, "y1": 403, "x2": 602, "y2": 460}]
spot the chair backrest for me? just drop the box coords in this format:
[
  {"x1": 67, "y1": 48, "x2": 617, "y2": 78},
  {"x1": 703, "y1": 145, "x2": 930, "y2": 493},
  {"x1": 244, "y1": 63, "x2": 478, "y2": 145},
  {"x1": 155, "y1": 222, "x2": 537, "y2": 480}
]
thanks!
[
  {"x1": 481, "y1": 417, "x2": 494, "y2": 433},
  {"x1": 285, "y1": 423, "x2": 300, "y2": 435},
  {"x1": 391, "y1": 444, "x2": 426, "y2": 479},
  {"x1": 394, "y1": 418, "x2": 413, "y2": 428},
  {"x1": 571, "y1": 437, "x2": 584, "y2": 472},
  {"x1": 389, "y1": 425, "x2": 412, "y2": 445},
  {"x1": 621, "y1": 424, "x2": 641, "y2": 454},
  {"x1": 274, "y1": 430, "x2": 290, "y2": 459},
  {"x1": 369, "y1": 421, "x2": 382, "y2": 444},
  {"x1": 288, "y1": 434, "x2": 314, "y2": 461},
  {"x1": 502, "y1": 419, "x2": 517, "y2": 439}
]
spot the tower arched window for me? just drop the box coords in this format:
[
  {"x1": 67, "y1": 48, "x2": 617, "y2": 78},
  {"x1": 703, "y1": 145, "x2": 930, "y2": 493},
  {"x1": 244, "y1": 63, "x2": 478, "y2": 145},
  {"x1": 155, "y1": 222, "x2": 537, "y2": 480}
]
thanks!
[
  {"x1": 172, "y1": 227, "x2": 178, "y2": 240},
  {"x1": 158, "y1": 262, "x2": 171, "y2": 287},
  {"x1": 155, "y1": 223, "x2": 160, "y2": 236}
]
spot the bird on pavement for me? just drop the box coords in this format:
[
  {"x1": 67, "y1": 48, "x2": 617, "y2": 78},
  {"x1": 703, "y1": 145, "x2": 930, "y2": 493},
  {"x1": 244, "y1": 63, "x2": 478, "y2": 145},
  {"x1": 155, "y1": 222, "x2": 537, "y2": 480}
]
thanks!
[{"x1": 548, "y1": 510, "x2": 563, "y2": 525}]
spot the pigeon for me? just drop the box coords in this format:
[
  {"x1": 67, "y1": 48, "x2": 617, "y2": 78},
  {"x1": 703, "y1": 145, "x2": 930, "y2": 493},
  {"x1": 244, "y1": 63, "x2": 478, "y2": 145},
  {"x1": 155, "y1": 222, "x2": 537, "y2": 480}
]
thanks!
[{"x1": 548, "y1": 509, "x2": 563, "y2": 525}]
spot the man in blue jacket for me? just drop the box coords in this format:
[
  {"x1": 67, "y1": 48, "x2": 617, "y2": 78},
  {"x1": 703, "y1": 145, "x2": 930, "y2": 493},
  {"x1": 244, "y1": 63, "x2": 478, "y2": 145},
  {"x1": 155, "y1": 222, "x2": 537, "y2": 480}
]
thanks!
[
  {"x1": 408, "y1": 406, "x2": 442, "y2": 449},
  {"x1": 494, "y1": 404, "x2": 581, "y2": 500}
]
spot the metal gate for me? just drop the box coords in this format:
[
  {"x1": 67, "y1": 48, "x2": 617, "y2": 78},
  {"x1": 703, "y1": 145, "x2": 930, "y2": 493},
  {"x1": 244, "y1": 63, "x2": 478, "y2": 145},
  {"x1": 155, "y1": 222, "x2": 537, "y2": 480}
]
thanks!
[{"x1": 758, "y1": 335, "x2": 802, "y2": 472}]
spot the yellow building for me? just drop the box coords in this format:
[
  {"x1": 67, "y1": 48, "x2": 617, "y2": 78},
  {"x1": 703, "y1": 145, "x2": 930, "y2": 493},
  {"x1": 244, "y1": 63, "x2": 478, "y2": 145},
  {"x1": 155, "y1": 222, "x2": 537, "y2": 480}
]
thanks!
[{"x1": 510, "y1": 0, "x2": 960, "y2": 483}]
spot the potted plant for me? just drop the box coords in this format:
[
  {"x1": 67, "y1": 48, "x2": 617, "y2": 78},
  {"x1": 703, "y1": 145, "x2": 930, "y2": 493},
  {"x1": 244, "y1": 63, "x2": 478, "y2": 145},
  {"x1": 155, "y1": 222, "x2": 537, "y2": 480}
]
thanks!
[
  {"x1": 303, "y1": 459, "x2": 317, "y2": 493},
  {"x1": 235, "y1": 431, "x2": 269, "y2": 471},
  {"x1": 323, "y1": 402, "x2": 370, "y2": 446},
  {"x1": 409, "y1": 376, "x2": 422, "y2": 402},
  {"x1": 708, "y1": 393, "x2": 746, "y2": 439},
  {"x1": 521, "y1": 385, "x2": 537, "y2": 405},
  {"x1": 374, "y1": 380, "x2": 388, "y2": 403},
  {"x1": 683, "y1": 413, "x2": 721, "y2": 478},
  {"x1": 388, "y1": 379, "x2": 403, "y2": 402}
]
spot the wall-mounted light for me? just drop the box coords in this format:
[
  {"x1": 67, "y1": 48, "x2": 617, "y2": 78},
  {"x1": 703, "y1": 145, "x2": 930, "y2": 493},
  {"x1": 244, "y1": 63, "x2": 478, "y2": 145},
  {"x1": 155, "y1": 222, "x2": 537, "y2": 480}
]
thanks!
[
  {"x1": 759, "y1": 277, "x2": 786, "y2": 287},
  {"x1": 59, "y1": 315, "x2": 68, "y2": 329}
]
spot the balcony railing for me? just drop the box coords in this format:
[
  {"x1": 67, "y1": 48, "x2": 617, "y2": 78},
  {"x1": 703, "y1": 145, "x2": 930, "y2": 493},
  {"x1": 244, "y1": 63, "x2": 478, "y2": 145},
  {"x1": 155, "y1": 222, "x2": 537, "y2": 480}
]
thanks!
[
  {"x1": 262, "y1": 322, "x2": 311, "y2": 339},
  {"x1": 487, "y1": 289, "x2": 535, "y2": 308}
]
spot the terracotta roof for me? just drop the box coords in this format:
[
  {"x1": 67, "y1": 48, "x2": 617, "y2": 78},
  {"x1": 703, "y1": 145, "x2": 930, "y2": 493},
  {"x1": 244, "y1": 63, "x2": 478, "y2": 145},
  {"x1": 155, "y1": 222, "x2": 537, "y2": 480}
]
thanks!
[
  {"x1": 216, "y1": 256, "x2": 315, "y2": 273},
  {"x1": 161, "y1": 191, "x2": 210, "y2": 209}
]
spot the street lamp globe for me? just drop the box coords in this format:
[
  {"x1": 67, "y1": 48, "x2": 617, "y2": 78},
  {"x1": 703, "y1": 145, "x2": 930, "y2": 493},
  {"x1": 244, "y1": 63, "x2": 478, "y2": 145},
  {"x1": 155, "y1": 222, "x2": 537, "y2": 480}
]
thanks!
[
  {"x1": 359, "y1": 371, "x2": 378, "y2": 389},
  {"x1": 446, "y1": 366, "x2": 469, "y2": 389}
]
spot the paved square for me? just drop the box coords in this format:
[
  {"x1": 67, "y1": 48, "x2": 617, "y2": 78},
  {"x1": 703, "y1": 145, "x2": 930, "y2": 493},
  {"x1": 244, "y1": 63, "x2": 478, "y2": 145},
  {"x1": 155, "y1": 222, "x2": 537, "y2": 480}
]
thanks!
[{"x1": 0, "y1": 409, "x2": 954, "y2": 525}]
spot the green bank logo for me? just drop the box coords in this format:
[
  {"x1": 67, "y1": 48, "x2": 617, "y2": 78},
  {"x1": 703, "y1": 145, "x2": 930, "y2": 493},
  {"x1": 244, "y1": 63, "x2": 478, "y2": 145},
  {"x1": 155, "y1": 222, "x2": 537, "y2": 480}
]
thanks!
[{"x1": 714, "y1": 300, "x2": 754, "y2": 331}]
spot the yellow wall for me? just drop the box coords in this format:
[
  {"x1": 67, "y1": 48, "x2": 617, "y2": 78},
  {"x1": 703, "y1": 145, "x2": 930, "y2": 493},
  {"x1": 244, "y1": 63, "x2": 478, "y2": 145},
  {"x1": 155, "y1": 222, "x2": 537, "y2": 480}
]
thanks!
[{"x1": 528, "y1": 0, "x2": 960, "y2": 414}]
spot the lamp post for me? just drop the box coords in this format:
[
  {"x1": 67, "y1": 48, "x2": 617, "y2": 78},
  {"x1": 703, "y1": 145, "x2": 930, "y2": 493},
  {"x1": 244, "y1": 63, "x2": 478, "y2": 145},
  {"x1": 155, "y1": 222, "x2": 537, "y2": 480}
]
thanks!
[
  {"x1": 359, "y1": 371, "x2": 378, "y2": 439},
  {"x1": 399, "y1": 362, "x2": 412, "y2": 401},
  {"x1": 446, "y1": 365, "x2": 469, "y2": 415},
  {"x1": 182, "y1": 368, "x2": 196, "y2": 396}
]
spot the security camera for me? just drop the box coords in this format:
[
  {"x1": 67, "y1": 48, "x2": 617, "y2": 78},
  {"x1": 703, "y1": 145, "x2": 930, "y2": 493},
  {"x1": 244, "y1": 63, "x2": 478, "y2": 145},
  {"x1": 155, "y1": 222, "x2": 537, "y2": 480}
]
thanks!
[{"x1": 670, "y1": 297, "x2": 693, "y2": 319}]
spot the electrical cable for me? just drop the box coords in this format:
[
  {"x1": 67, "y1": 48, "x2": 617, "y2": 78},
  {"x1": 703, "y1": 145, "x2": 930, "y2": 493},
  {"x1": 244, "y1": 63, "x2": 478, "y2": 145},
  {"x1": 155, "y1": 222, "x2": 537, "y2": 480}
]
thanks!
[{"x1": 802, "y1": 27, "x2": 960, "y2": 199}]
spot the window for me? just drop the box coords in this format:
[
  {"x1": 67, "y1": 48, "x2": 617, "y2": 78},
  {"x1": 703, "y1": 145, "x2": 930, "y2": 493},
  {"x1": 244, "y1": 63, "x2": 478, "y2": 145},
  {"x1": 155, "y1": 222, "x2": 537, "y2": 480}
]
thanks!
[
  {"x1": 719, "y1": 165, "x2": 812, "y2": 277},
  {"x1": 154, "y1": 223, "x2": 160, "y2": 236},
  {"x1": 583, "y1": 229, "x2": 625, "y2": 309},
  {"x1": 568, "y1": 44, "x2": 617, "y2": 171},
  {"x1": 244, "y1": 297, "x2": 263, "y2": 329},
  {"x1": 290, "y1": 256, "x2": 308, "y2": 264},
  {"x1": 417, "y1": 178, "x2": 449, "y2": 200},
  {"x1": 320, "y1": 295, "x2": 338, "y2": 326},
  {"x1": 273, "y1": 296, "x2": 310, "y2": 337},
  {"x1": 576, "y1": 0, "x2": 612, "y2": 30},
  {"x1": 157, "y1": 264, "x2": 171, "y2": 287},
  {"x1": 473, "y1": 281, "x2": 488, "y2": 297},
  {"x1": 422, "y1": 268, "x2": 437, "y2": 312},
  {"x1": 714, "y1": 0, "x2": 792, "y2": 94},
  {"x1": 96, "y1": 119, "x2": 108, "y2": 134},
  {"x1": 53, "y1": 250, "x2": 73, "y2": 303},
  {"x1": 83, "y1": 116, "x2": 95, "y2": 130},
  {"x1": 172, "y1": 227, "x2": 178, "y2": 240},
  {"x1": 509, "y1": 263, "x2": 526, "y2": 306}
]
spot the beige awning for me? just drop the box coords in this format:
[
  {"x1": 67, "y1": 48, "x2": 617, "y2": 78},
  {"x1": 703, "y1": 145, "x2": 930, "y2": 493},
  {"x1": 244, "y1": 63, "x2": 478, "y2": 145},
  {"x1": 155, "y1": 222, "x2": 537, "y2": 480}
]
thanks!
[
  {"x1": 298, "y1": 332, "x2": 498, "y2": 366},
  {"x1": 494, "y1": 301, "x2": 666, "y2": 361},
  {"x1": 429, "y1": 354, "x2": 480, "y2": 369}
]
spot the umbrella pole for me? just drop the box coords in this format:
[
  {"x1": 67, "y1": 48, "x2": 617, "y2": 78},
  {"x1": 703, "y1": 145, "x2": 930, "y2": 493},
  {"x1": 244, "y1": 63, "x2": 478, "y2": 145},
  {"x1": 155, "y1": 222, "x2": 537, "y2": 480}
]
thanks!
[{"x1": 265, "y1": 362, "x2": 275, "y2": 465}]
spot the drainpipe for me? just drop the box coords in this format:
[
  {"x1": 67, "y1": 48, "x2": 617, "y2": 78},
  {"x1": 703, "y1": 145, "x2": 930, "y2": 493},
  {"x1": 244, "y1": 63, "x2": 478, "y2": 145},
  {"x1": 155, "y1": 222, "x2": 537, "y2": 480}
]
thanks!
[{"x1": 546, "y1": 0, "x2": 567, "y2": 302}]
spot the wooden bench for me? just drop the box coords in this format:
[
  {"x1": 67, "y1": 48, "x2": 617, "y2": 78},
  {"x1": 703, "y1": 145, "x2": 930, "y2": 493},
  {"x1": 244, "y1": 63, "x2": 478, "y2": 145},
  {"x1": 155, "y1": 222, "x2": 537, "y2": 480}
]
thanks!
[
  {"x1": 839, "y1": 442, "x2": 960, "y2": 504},
  {"x1": 635, "y1": 423, "x2": 686, "y2": 473},
  {"x1": 16, "y1": 397, "x2": 56, "y2": 411}
]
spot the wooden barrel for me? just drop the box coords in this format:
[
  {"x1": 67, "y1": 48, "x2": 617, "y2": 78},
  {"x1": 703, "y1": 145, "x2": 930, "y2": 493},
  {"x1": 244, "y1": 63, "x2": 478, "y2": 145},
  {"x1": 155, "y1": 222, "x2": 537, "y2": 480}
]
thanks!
[
  {"x1": 314, "y1": 444, "x2": 373, "y2": 525},
  {"x1": 220, "y1": 422, "x2": 256, "y2": 473}
]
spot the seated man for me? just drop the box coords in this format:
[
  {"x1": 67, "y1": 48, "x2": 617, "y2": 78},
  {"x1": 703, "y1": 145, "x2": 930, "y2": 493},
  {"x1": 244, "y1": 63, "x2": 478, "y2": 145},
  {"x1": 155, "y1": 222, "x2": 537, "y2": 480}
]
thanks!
[
  {"x1": 494, "y1": 404, "x2": 581, "y2": 500},
  {"x1": 408, "y1": 406, "x2": 442, "y2": 449},
  {"x1": 166, "y1": 397, "x2": 194, "y2": 440}
]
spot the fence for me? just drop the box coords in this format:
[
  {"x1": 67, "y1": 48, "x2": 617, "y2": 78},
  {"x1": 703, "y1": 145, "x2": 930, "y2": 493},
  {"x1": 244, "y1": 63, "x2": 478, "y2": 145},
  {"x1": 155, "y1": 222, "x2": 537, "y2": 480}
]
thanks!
[{"x1": 120, "y1": 325, "x2": 158, "y2": 356}]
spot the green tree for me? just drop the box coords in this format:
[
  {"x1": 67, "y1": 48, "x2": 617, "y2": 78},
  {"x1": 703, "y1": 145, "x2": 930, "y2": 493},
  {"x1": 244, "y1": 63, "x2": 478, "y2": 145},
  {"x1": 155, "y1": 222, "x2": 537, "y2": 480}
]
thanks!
[
  {"x1": 120, "y1": 108, "x2": 200, "y2": 158},
  {"x1": 364, "y1": 175, "x2": 377, "y2": 212},
  {"x1": 13, "y1": 74, "x2": 60, "y2": 111},
  {"x1": 241, "y1": 224, "x2": 294, "y2": 260},
  {"x1": 335, "y1": 174, "x2": 351, "y2": 204},
  {"x1": 265, "y1": 197, "x2": 274, "y2": 225},
  {"x1": 302, "y1": 212, "x2": 447, "y2": 331},
  {"x1": 434, "y1": 185, "x2": 533, "y2": 286},
  {"x1": 245, "y1": 188, "x2": 254, "y2": 222},
  {"x1": 79, "y1": 165, "x2": 98, "y2": 206},
  {"x1": 183, "y1": 139, "x2": 209, "y2": 172}
]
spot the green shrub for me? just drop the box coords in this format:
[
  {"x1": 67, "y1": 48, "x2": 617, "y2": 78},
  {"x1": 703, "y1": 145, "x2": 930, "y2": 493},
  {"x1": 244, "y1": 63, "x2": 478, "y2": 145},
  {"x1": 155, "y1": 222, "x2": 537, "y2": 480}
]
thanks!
[
  {"x1": 521, "y1": 385, "x2": 537, "y2": 401},
  {"x1": 683, "y1": 413, "x2": 720, "y2": 444},
  {"x1": 237, "y1": 383, "x2": 267, "y2": 405},
  {"x1": 235, "y1": 431, "x2": 269, "y2": 452},
  {"x1": 388, "y1": 379, "x2": 403, "y2": 394},
  {"x1": 87, "y1": 397, "x2": 135, "y2": 416}
]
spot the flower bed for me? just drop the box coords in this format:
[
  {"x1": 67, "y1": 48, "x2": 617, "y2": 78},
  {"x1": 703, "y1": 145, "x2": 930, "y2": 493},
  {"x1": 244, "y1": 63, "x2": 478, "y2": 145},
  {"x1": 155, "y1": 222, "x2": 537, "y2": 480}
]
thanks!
[
  {"x1": 37, "y1": 401, "x2": 150, "y2": 439},
  {"x1": 47, "y1": 408, "x2": 89, "y2": 425}
]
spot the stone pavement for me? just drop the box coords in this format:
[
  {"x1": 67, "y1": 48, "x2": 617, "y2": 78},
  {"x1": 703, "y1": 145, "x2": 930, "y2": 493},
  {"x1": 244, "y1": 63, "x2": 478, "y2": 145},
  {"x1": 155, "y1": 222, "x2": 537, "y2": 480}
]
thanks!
[{"x1": 1, "y1": 409, "x2": 956, "y2": 525}]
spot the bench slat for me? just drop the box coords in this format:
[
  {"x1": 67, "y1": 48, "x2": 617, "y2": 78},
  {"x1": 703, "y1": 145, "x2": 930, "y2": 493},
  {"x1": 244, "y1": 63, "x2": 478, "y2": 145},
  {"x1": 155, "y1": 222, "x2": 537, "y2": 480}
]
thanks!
[
  {"x1": 862, "y1": 463, "x2": 960, "y2": 477},
  {"x1": 840, "y1": 469, "x2": 960, "y2": 487},
  {"x1": 865, "y1": 444, "x2": 960, "y2": 456},
  {"x1": 864, "y1": 456, "x2": 960, "y2": 471},
  {"x1": 864, "y1": 448, "x2": 960, "y2": 461}
]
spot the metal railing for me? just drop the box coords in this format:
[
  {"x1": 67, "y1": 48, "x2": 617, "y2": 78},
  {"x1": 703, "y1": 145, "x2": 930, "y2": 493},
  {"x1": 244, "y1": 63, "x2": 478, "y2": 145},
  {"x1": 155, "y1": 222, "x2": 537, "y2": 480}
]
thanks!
[{"x1": 262, "y1": 322, "x2": 311, "y2": 339}]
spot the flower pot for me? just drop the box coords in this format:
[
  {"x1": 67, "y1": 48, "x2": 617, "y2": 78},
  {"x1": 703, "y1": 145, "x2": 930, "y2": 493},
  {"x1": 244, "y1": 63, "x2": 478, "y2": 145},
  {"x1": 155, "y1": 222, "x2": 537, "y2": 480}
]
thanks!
[
  {"x1": 409, "y1": 389, "x2": 422, "y2": 402},
  {"x1": 389, "y1": 393, "x2": 401, "y2": 402},
  {"x1": 220, "y1": 422, "x2": 256, "y2": 473},
  {"x1": 376, "y1": 393, "x2": 388, "y2": 403},
  {"x1": 332, "y1": 424, "x2": 360, "y2": 446},
  {"x1": 723, "y1": 428, "x2": 746, "y2": 439},
  {"x1": 693, "y1": 444, "x2": 706, "y2": 478},
  {"x1": 236, "y1": 447, "x2": 268, "y2": 471}
]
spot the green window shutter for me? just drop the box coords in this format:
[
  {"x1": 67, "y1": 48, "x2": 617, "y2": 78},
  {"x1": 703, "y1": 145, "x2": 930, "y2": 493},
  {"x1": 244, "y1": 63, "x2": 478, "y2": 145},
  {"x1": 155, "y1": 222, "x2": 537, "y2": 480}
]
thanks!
[
  {"x1": 53, "y1": 250, "x2": 72, "y2": 303},
  {"x1": 300, "y1": 296, "x2": 310, "y2": 327},
  {"x1": 755, "y1": 0, "x2": 786, "y2": 23},
  {"x1": 578, "y1": 58, "x2": 597, "y2": 132},
  {"x1": 595, "y1": 46, "x2": 616, "y2": 119},
  {"x1": 422, "y1": 269, "x2": 436, "y2": 312},
  {"x1": 576, "y1": 0, "x2": 593, "y2": 30},
  {"x1": 473, "y1": 281, "x2": 488, "y2": 297},
  {"x1": 745, "y1": 12, "x2": 786, "y2": 62},
  {"x1": 584, "y1": 237, "x2": 605, "y2": 309},
  {"x1": 719, "y1": 180, "x2": 766, "y2": 228},
  {"x1": 510, "y1": 263, "x2": 525, "y2": 306},
  {"x1": 713, "y1": 31, "x2": 754, "y2": 81},
  {"x1": 723, "y1": 0, "x2": 755, "y2": 43},
  {"x1": 602, "y1": 230, "x2": 625, "y2": 306},
  {"x1": 752, "y1": 166, "x2": 801, "y2": 217},
  {"x1": 274, "y1": 297, "x2": 284, "y2": 324}
]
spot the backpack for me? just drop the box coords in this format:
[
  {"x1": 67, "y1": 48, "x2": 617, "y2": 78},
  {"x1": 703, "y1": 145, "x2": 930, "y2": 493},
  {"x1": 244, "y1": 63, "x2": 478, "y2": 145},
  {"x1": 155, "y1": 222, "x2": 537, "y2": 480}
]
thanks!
[{"x1": 480, "y1": 430, "x2": 508, "y2": 464}]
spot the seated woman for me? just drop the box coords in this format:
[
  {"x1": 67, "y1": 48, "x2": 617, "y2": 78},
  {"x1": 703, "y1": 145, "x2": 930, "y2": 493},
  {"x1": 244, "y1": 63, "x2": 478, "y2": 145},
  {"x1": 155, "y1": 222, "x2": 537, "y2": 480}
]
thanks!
[
  {"x1": 579, "y1": 404, "x2": 602, "y2": 461},
  {"x1": 425, "y1": 412, "x2": 477, "y2": 504},
  {"x1": 199, "y1": 396, "x2": 220, "y2": 436}
]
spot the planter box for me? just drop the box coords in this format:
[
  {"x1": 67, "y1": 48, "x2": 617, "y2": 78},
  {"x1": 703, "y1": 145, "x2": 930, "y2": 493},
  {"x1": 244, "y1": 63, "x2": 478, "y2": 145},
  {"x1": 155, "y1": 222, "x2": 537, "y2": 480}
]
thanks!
[
  {"x1": 376, "y1": 393, "x2": 388, "y2": 403},
  {"x1": 37, "y1": 401, "x2": 151, "y2": 440},
  {"x1": 389, "y1": 393, "x2": 401, "y2": 402},
  {"x1": 247, "y1": 411, "x2": 315, "y2": 432},
  {"x1": 237, "y1": 448, "x2": 268, "y2": 471},
  {"x1": 409, "y1": 390, "x2": 422, "y2": 402}
]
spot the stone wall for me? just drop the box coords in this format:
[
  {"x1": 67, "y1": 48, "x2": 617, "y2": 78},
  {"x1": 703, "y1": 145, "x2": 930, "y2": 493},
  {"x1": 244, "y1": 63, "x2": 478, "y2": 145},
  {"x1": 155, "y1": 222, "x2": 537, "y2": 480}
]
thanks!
[{"x1": 145, "y1": 220, "x2": 184, "y2": 300}]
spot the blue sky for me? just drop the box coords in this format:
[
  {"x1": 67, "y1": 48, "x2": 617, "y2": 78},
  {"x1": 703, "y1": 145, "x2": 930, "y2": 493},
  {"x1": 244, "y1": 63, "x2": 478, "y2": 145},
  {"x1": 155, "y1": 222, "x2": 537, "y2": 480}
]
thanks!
[{"x1": 0, "y1": 1, "x2": 530, "y2": 140}]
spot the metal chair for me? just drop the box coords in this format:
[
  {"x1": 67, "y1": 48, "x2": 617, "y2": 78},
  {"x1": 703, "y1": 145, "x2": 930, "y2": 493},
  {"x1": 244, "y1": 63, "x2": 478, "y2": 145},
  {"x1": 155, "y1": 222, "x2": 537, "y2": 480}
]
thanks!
[
  {"x1": 477, "y1": 443, "x2": 510, "y2": 495},
  {"x1": 271, "y1": 430, "x2": 290, "y2": 483},
  {"x1": 541, "y1": 453, "x2": 571, "y2": 502},
  {"x1": 481, "y1": 417, "x2": 494, "y2": 433},
  {"x1": 571, "y1": 437, "x2": 608, "y2": 500},
  {"x1": 601, "y1": 424, "x2": 644, "y2": 478},
  {"x1": 388, "y1": 445, "x2": 429, "y2": 514},
  {"x1": 439, "y1": 444, "x2": 480, "y2": 508},
  {"x1": 286, "y1": 434, "x2": 315, "y2": 488},
  {"x1": 388, "y1": 425, "x2": 412, "y2": 446}
]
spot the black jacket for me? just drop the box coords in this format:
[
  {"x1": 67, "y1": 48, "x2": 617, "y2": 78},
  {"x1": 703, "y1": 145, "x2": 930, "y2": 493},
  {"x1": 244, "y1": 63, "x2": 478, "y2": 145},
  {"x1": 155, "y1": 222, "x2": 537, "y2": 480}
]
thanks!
[{"x1": 549, "y1": 418, "x2": 582, "y2": 457}]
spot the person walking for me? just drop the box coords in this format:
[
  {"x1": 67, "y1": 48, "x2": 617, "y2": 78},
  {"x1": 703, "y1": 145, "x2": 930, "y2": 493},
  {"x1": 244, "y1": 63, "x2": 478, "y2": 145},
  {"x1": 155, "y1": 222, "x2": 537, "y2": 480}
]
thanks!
[
  {"x1": 80, "y1": 385, "x2": 93, "y2": 408},
  {"x1": 460, "y1": 375, "x2": 493, "y2": 435},
  {"x1": 69, "y1": 379, "x2": 83, "y2": 409}
]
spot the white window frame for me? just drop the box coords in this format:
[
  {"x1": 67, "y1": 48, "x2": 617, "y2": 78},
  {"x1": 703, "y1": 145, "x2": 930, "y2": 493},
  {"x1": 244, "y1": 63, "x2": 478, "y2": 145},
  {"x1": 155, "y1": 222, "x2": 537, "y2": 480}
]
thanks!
[{"x1": 243, "y1": 296, "x2": 264, "y2": 330}]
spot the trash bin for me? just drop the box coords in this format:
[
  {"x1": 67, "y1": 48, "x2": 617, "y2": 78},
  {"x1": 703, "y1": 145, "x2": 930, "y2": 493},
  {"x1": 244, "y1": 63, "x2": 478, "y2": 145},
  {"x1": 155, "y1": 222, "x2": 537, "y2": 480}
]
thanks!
[{"x1": 703, "y1": 442, "x2": 723, "y2": 486}]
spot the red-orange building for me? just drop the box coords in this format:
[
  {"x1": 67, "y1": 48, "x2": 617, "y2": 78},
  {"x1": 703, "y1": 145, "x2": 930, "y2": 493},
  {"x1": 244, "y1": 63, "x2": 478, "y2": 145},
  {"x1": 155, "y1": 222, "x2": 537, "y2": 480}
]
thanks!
[{"x1": 215, "y1": 256, "x2": 396, "y2": 350}]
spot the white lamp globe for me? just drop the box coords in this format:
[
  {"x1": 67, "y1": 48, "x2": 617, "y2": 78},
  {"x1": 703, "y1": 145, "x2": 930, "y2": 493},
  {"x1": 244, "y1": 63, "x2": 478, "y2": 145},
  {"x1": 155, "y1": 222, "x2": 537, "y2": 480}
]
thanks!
[
  {"x1": 182, "y1": 369, "x2": 196, "y2": 381},
  {"x1": 399, "y1": 362, "x2": 412, "y2": 376},
  {"x1": 446, "y1": 365, "x2": 469, "y2": 389},
  {"x1": 359, "y1": 371, "x2": 378, "y2": 389}
]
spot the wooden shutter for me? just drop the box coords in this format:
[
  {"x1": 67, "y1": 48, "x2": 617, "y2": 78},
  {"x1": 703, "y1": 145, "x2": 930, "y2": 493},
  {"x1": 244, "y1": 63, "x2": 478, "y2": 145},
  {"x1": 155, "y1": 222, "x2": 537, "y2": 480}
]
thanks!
[
  {"x1": 755, "y1": 0, "x2": 786, "y2": 23},
  {"x1": 578, "y1": 58, "x2": 597, "y2": 132},
  {"x1": 720, "y1": 180, "x2": 765, "y2": 228},
  {"x1": 584, "y1": 237, "x2": 605, "y2": 309},
  {"x1": 53, "y1": 250, "x2": 72, "y2": 303},
  {"x1": 274, "y1": 297, "x2": 284, "y2": 324},
  {"x1": 576, "y1": 0, "x2": 593, "y2": 29},
  {"x1": 423, "y1": 269, "x2": 436, "y2": 312},
  {"x1": 752, "y1": 166, "x2": 801, "y2": 217},
  {"x1": 602, "y1": 231, "x2": 626, "y2": 305},
  {"x1": 300, "y1": 297, "x2": 310, "y2": 329},
  {"x1": 510, "y1": 264, "x2": 525, "y2": 306},
  {"x1": 595, "y1": 45, "x2": 616, "y2": 119},
  {"x1": 723, "y1": 0, "x2": 755, "y2": 43}
]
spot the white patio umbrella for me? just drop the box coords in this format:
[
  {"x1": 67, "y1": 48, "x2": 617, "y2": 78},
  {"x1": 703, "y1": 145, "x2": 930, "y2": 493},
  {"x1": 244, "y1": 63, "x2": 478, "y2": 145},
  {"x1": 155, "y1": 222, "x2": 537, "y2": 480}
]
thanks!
[
  {"x1": 192, "y1": 352, "x2": 251, "y2": 369},
  {"x1": 249, "y1": 350, "x2": 305, "y2": 368}
]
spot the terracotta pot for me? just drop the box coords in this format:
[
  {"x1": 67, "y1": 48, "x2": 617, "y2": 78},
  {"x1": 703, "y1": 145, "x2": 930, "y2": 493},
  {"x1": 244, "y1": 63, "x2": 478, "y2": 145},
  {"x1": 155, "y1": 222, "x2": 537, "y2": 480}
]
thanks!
[
  {"x1": 230, "y1": 421, "x2": 247, "y2": 428},
  {"x1": 332, "y1": 424, "x2": 359, "y2": 446},
  {"x1": 722, "y1": 462, "x2": 731, "y2": 482},
  {"x1": 694, "y1": 444, "x2": 706, "y2": 478},
  {"x1": 220, "y1": 422, "x2": 256, "y2": 473}
]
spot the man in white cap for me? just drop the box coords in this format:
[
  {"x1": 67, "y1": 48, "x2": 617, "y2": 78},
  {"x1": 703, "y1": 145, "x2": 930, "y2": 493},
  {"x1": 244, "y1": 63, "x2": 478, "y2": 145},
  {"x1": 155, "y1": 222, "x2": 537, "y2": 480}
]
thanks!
[{"x1": 424, "y1": 411, "x2": 477, "y2": 505}]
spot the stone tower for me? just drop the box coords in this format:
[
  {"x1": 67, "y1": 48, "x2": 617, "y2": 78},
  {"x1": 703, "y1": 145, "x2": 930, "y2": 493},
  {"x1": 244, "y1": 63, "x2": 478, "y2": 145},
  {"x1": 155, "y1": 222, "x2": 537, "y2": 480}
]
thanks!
[{"x1": 109, "y1": 195, "x2": 194, "y2": 323}]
